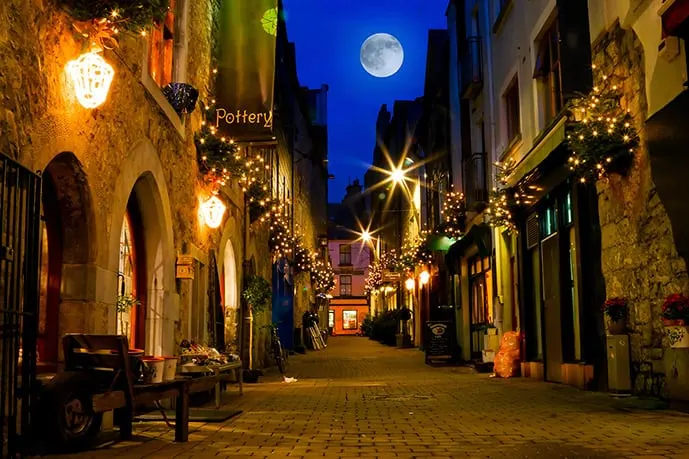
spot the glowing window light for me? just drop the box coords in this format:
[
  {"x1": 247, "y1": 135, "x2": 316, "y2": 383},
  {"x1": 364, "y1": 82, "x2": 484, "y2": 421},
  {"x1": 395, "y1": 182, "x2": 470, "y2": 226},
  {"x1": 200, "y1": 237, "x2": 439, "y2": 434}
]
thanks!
[
  {"x1": 419, "y1": 270, "x2": 430, "y2": 285},
  {"x1": 66, "y1": 51, "x2": 115, "y2": 109},
  {"x1": 200, "y1": 195, "x2": 226, "y2": 228},
  {"x1": 405, "y1": 278, "x2": 415, "y2": 291}
]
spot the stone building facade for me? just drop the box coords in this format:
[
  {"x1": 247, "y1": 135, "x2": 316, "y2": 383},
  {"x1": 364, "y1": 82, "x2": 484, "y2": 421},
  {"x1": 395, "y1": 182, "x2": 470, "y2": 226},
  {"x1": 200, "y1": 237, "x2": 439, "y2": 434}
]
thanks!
[
  {"x1": 588, "y1": 1, "x2": 689, "y2": 400},
  {"x1": 0, "y1": 0, "x2": 323, "y2": 372}
]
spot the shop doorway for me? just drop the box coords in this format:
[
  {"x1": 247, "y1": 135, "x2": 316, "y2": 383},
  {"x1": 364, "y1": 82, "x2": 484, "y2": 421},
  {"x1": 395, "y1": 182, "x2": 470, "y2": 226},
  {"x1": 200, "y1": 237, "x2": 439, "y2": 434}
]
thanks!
[
  {"x1": 223, "y1": 241, "x2": 239, "y2": 350},
  {"x1": 468, "y1": 255, "x2": 492, "y2": 360},
  {"x1": 117, "y1": 195, "x2": 147, "y2": 350},
  {"x1": 542, "y1": 233, "x2": 563, "y2": 382},
  {"x1": 208, "y1": 252, "x2": 224, "y2": 350}
]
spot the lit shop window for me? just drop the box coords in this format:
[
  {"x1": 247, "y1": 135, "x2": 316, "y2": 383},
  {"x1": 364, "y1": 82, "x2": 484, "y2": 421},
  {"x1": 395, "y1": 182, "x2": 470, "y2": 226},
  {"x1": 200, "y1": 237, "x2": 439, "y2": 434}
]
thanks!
[{"x1": 343, "y1": 310, "x2": 358, "y2": 330}]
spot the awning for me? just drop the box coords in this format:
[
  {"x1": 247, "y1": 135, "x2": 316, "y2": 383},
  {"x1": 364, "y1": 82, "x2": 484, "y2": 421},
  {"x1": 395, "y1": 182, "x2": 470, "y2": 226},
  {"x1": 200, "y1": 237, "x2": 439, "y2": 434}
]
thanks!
[
  {"x1": 445, "y1": 223, "x2": 493, "y2": 274},
  {"x1": 425, "y1": 233, "x2": 457, "y2": 252}
]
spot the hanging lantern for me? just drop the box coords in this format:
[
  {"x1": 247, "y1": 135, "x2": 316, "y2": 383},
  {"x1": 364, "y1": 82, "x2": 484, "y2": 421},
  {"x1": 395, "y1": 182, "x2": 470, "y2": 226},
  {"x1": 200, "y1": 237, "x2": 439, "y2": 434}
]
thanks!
[
  {"x1": 200, "y1": 195, "x2": 226, "y2": 228},
  {"x1": 66, "y1": 51, "x2": 114, "y2": 109}
]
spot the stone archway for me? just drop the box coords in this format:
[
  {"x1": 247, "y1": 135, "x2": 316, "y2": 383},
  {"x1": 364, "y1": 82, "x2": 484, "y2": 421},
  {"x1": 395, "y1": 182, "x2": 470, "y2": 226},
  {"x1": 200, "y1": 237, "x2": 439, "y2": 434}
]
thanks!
[
  {"x1": 108, "y1": 140, "x2": 176, "y2": 356},
  {"x1": 39, "y1": 152, "x2": 97, "y2": 365}
]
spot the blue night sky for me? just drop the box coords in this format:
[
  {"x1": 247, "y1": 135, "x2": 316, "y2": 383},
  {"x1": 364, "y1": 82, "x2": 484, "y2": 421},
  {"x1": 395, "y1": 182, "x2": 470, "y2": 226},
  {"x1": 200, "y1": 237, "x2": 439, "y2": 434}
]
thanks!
[{"x1": 282, "y1": 0, "x2": 448, "y2": 202}]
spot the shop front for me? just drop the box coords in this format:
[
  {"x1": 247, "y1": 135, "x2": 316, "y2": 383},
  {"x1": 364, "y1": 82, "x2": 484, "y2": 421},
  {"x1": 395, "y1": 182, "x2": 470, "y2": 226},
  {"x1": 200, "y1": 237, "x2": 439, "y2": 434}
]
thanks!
[
  {"x1": 510, "y1": 139, "x2": 604, "y2": 388},
  {"x1": 329, "y1": 298, "x2": 369, "y2": 335}
]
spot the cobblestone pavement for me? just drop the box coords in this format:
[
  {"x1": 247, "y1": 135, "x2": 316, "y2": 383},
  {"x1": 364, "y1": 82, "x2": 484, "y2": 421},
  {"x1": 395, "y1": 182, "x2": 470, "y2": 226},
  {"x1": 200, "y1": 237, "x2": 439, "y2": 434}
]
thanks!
[{"x1": 63, "y1": 337, "x2": 689, "y2": 458}]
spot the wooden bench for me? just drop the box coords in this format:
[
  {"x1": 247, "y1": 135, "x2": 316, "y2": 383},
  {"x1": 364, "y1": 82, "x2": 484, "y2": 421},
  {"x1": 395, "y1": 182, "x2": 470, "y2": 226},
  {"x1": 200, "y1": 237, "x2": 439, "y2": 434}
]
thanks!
[
  {"x1": 55, "y1": 334, "x2": 191, "y2": 443},
  {"x1": 178, "y1": 360, "x2": 243, "y2": 408}
]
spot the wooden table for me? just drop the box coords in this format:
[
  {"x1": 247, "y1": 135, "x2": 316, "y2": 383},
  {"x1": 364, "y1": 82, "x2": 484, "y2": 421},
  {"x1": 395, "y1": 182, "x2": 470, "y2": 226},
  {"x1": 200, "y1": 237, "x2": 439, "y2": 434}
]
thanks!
[{"x1": 178, "y1": 361, "x2": 243, "y2": 408}]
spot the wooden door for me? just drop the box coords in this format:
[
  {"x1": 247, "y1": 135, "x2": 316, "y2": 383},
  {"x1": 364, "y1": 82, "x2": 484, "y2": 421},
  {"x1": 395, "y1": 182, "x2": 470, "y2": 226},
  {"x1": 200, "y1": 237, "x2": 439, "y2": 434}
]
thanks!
[{"x1": 542, "y1": 234, "x2": 563, "y2": 382}]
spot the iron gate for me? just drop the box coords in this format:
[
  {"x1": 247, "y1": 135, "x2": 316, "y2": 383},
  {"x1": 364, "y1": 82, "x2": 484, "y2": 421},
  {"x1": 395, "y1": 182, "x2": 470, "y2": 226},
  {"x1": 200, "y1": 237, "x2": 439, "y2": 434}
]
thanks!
[{"x1": 0, "y1": 153, "x2": 42, "y2": 457}]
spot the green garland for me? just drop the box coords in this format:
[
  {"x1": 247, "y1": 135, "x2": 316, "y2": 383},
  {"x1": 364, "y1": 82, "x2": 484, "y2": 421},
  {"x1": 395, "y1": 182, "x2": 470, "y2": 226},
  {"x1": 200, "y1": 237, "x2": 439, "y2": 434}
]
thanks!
[
  {"x1": 62, "y1": 0, "x2": 170, "y2": 34},
  {"x1": 397, "y1": 234, "x2": 433, "y2": 273},
  {"x1": 486, "y1": 159, "x2": 521, "y2": 234},
  {"x1": 566, "y1": 72, "x2": 639, "y2": 182},
  {"x1": 311, "y1": 259, "x2": 334, "y2": 294},
  {"x1": 364, "y1": 250, "x2": 397, "y2": 294}
]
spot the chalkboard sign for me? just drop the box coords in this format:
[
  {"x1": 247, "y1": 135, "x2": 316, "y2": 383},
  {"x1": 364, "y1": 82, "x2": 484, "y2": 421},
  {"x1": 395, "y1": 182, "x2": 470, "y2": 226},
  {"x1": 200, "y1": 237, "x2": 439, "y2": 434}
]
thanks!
[{"x1": 425, "y1": 321, "x2": 454, "y2": 364}]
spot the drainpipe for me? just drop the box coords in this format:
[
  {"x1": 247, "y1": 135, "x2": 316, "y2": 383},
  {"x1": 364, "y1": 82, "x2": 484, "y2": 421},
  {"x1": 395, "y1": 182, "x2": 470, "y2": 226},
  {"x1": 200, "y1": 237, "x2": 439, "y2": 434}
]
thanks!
[{"x1": 172, "y1": 0, "x2": 189, "y2": 84}]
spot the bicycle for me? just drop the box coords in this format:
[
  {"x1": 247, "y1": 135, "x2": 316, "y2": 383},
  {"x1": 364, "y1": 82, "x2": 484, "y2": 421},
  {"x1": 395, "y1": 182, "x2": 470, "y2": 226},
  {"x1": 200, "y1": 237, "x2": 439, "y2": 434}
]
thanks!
[{"x1": 265, "y1": 323, "x2": 288, "y2": 374}]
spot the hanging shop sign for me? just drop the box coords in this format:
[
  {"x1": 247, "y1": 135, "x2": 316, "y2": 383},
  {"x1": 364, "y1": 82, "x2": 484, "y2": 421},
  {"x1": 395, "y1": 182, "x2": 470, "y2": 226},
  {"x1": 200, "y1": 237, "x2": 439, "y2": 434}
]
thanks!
[
  {"x1": 176, "y1": 255, "x2": 194, "y2": 279},
  {"x1": 215, "y1": 0, "x2": 278, "y2": 141}
]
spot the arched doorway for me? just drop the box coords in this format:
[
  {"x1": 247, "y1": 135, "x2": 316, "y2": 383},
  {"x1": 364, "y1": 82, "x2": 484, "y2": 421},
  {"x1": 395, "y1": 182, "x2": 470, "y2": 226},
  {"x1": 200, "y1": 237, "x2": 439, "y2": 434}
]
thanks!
[
  {"x1": 38, "y1": 152, "x2": 95, "y2": 367},
  {"x1": 223, "y1": 241, "x2": 239, "y2": 350}
]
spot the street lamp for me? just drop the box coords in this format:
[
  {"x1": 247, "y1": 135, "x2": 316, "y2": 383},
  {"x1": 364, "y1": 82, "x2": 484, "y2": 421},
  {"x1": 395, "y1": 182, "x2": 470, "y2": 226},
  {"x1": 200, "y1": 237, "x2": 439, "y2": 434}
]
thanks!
[
  {"x1": 361, "y1": 230, "x2": 371, "y2": 243},
  {"x1": 405, "y1": 278, "x2": 415, "y2": 291},
  {"x1": 419, "y1": 270, "x2": 430, "y2": 285},
  {"x1": 390, "y1": 167, "x2": 405, "y2": 184}
]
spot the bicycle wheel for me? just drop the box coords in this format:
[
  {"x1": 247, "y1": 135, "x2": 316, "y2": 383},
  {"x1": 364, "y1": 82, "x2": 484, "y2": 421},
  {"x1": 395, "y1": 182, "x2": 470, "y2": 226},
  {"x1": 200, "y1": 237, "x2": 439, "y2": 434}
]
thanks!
[{"x1": 274, "y1": 343, "x2": 285, "y2": 373}]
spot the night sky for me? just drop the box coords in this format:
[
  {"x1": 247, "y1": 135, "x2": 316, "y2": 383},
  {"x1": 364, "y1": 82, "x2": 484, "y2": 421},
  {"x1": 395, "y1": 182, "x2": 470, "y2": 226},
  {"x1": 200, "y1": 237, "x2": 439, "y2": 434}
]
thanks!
[{"x1": 281, "y1": 0, "x2": 448, "y2": 202}]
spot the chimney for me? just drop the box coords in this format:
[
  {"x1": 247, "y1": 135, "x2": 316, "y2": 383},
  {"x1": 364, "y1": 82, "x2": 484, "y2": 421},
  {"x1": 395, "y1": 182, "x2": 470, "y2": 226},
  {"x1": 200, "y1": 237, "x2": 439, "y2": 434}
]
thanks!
[{"x1": 343, "y1": 179, "x2": 365, "y2": 219}]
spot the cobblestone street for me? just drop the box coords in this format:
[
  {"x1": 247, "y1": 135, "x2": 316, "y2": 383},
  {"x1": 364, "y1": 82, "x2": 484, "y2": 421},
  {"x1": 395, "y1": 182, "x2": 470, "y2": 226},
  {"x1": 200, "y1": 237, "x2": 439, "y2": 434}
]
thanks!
[{"x1": 67, "y1": 337, "x2": 689, "y2": 459}]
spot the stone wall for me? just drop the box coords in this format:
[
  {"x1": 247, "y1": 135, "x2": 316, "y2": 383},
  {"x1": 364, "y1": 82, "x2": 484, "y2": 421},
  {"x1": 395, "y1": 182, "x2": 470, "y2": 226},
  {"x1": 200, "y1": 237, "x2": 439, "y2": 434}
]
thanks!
[
  {"x1": 0, "y1": 0, "x2": 277, "y2": 366},
  {"x1": 593, "y1": 23, "x2": 689, "y2": 399}
]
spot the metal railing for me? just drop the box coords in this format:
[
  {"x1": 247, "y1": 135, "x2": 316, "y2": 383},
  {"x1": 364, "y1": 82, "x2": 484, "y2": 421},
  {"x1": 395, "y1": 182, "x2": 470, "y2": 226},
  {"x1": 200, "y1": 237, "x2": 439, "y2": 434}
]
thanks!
[{"x1": 0, "y1": 153, "x2": 42, "y2": 457}]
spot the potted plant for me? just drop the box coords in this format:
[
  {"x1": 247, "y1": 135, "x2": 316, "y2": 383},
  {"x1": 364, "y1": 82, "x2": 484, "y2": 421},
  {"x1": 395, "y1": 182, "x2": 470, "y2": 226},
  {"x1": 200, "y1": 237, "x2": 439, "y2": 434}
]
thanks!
[
  {"x1": 601, "y1": 297, "x2": 627, "y2": 335},
  {"x1": 661, "y1": 293, "x2": 689, "y2": 348},
  {"x1": 241, "y1": 275, "x2": 272, "y2": 382},
  {"x1": 116, "y1": 294, "x2": 140, "y2": 338}
]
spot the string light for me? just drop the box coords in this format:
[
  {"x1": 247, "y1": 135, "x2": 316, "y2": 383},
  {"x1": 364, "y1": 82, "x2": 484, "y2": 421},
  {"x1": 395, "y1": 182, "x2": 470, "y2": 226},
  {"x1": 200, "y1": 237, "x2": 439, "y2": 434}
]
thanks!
[{"x1": 566, "y1": 68, "x2": 639, "y2": 181}]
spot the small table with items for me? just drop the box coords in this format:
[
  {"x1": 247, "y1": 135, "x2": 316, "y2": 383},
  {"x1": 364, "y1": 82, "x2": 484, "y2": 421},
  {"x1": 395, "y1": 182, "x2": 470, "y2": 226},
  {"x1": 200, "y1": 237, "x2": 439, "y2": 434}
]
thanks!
[{"x1": 177, "y1": 343, "x2": 243, "y2": 409}]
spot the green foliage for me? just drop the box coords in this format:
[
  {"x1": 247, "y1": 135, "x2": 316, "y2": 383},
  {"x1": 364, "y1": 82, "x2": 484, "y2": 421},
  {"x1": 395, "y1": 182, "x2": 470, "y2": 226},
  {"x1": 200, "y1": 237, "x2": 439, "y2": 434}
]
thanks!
[
  {"x1": 360, "y1": 315, "x2": 374, "y2": 337},
  {"x1": 566, "y1": 75, "x2": 639, "y2": 182},
  {"x1": 368, "y1": 310, "x2": 399, "y2": 345},
  {"x1": 61, "y1": 0, "x2": 170, "y2": 34},
  {"x1": 116, "y1": 294, "x2": 140, "y2": 313},
  {"x1": 397, "y1": 234, "x2": 433, "y2": 273},
  {"x1": 242, "y1": 276, "x2": 272, "y2": 316}
]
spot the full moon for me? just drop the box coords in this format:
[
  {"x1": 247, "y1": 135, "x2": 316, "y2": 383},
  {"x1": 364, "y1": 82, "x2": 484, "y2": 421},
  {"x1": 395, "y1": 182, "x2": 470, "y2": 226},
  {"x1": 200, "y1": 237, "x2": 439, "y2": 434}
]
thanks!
[{"x1": 360, "y1": 33, "x2": 404, "y2": 78}]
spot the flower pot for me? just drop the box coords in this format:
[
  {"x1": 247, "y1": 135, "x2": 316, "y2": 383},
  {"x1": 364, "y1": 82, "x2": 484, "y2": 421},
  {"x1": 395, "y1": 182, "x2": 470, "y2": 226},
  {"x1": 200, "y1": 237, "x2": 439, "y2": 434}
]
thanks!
[
  {"x1": 162, "y1": 356, "x2": 178, "y2": 381},
  {"x1": 142, "y1": 356, "x2": 165, "y2": 384},
  {"x1": 664, "y1": 325, "x2": 689, "y2": 348},
  {"x1": 607, "y1": 320, "x2": 626, "y2": 335}
]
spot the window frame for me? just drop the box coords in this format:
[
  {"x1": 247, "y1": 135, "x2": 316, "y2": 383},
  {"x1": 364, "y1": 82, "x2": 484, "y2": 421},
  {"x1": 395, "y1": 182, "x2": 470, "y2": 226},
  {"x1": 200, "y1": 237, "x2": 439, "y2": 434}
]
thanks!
[
  {"x1": 339, "y1": 275, "x2": 352, "y2": 297},
  {"x1": 339, "y1": 244, "x2": 352, "y2": 266},
  {"x1": 148, "y1": 0, "x2": 176, "y2": 88},
  {"x1": 342, "y1": 310, "x2": 358, "y2": 330},
  {"x1": 534, "y1": 19, "x2": 563, "y2": 126},
  {"x1": 503, "y1": 74, "x2": 521, "y2": 145}
]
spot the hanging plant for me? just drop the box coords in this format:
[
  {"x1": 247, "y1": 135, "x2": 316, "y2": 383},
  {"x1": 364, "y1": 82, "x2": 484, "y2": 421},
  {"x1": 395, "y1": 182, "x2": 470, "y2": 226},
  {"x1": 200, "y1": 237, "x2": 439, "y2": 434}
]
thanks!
[
  {"x1": 436, "y1": 189, "x2": 466, "y2": 239},
  {"x1": 397, "y1": 234, "x2": 433, "y2": 273},
  {"x1": 486, "y1": 159, "x2": 531, "y2": 234},
  {"x1": 293, "y1": 240, "x2": 314, "y2": 274},
  {"x1": 566, "y1": 68, "x2": 639, "y2": 183},
  {"x1": 311, "y1": 259, "x2": 334, "y2": 295},
  {"x1": 242, "y1": 275, "x2": 272, "y2": 316},
  {"x1": 269, "y1": 207, "x2": 292, "y2": 260}
]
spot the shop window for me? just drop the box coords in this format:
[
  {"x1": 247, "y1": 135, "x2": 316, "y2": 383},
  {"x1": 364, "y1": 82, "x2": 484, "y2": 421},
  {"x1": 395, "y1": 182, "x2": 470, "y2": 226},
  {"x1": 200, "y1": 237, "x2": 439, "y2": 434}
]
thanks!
[
  {"x1": 148, "y1": 0, "x2": 176, "y2": 87},
  {"x1": 339, "y1": 244, "x2": 352, "y2": 265},
  {"x1": 503, "y1": 75, "x2": 521, "y2": 144},
  {"x1": 328, "y1": 310, "x2": 335, "y2": 328},
  {"x1": 339, "y1": 275, "x2": 352, "y2": 296},
  {"x1": 533, "y1": 19, "x2": 563, "y2": 126},
  {"x1": 342, "y1": 310, "x2": 358, "y2": 330},
  {"x1": 562, "y1": 191, "x2": 573, "y2": 226},
  {"x1": 540, "y1": 204, "x2": 558, "y2": 238}
]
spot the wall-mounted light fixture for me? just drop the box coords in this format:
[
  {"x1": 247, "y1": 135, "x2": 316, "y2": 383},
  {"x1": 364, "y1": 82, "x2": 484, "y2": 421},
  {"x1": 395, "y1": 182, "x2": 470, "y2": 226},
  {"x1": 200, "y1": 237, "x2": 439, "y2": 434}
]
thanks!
[
  {"x1": 200, "y1": 195, "x2": 226, "y2": 228},
  {"x1": 66, "y1": 50, "x2": 114, "y2": 109}
]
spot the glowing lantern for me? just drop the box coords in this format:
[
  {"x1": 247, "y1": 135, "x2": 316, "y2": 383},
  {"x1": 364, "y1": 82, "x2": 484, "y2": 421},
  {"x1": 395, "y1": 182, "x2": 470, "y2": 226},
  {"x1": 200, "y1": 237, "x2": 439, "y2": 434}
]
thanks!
[
  {"x1": 419, "y1": 270, "x2": 430, "y2": 285},
  {"x1": 200, "y1": 195, "x2": 226, "y2": 228},
  {"x1": 66, "y1": 51, "x2": 114, "y2": 109},
  {"x1": 405, "y1": 278, "x2": 415, "y2": 291}
]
